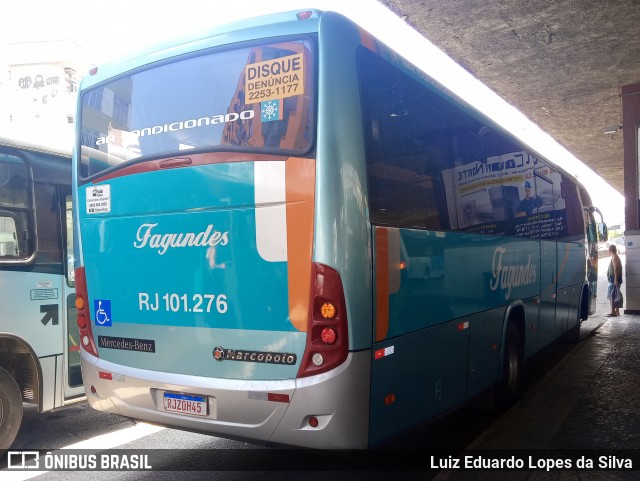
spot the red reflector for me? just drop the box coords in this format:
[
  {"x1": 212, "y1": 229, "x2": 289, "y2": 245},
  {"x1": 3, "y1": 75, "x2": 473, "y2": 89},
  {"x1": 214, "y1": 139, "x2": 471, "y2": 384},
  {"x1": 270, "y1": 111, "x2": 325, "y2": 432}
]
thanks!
[
  {"x1": 308, "y1": 416, "x2": 319, "y2": 428},
  {"x1": 374, "y1": 345, "x2": 394, "y2": 360},
  {"x1": 98, "y1": 371, "x2": 113, "y2": 380},
  {"x1": 267, "y1": 393, "x2": 290, "y2": 403},
  {"x1": 321, "y1": 327, "x2": 336, "y2": 344},
  {"x1": 297, "y1": 11, "x2": 313, "y2": 20},
  {"x1": 384, "y1": 394, "x2": 396, "y2": 405},
  {"x1": 89, "y1": 66, "x2": 98, "y2": 75},
  {"x1": 457, "y1": 321, "x2": 469, "y2": 331}
]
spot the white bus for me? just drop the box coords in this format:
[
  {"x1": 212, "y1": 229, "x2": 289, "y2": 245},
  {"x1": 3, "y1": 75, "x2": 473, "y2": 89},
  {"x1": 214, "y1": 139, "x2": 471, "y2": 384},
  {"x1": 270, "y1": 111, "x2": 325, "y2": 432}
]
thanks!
[{"x1": 0, "y1": 136, "x2": 82, "y2": 449}]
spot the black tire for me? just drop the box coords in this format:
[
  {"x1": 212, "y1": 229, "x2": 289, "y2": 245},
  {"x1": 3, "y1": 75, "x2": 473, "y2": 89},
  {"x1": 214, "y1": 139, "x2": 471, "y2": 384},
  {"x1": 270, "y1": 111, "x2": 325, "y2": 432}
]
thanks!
[
  {"x1": 565, "y1": 289, "x2": 587, "y2": 343},
  {"x1": 0, "y1": 367, "x2": 23, "y2": 450},
  {"x1": 494, "y1": 323, "x2": 523, "y2": 410}
]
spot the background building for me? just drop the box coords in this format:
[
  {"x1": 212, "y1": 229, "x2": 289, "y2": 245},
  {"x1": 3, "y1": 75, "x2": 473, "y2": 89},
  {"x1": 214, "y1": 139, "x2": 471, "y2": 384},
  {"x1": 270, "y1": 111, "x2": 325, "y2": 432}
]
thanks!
[{"x1": 0, "y1": 39, "x2": 90, "y2": 149}]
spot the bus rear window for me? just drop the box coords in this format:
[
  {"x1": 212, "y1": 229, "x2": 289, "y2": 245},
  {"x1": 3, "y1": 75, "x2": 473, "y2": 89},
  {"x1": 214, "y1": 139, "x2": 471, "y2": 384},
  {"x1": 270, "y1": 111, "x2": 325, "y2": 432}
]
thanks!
[{"x1": 79, "y1": 39, "x2": 313, "y2": 179}]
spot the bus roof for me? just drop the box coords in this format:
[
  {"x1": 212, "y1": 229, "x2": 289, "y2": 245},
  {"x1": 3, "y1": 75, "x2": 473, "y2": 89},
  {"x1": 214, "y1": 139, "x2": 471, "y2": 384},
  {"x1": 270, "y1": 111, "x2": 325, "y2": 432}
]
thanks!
[
  {"x1": 80, "y1": 9, "x2": 324, "y2": 90},
  {"x1": 75, "y1": 9, "x2": 586, "y2": 192},
  {"x1": 0, "y1": 135, "x2": 72, "y2": 158}
]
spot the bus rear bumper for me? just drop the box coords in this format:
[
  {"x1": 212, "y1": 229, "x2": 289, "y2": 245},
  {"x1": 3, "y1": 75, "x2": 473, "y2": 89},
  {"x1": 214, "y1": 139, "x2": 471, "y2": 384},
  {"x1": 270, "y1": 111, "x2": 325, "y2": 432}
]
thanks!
[{"x1": 80, "y1": 350, "x2": 371, "y2": 449}]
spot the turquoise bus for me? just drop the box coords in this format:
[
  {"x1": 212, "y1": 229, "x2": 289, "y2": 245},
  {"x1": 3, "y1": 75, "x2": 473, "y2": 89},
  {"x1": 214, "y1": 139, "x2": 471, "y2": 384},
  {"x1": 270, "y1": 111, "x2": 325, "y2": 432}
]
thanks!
[
  {"x1": 0, "y1": 136, "x2": 81, "y2": 449},
  {"x1": 73, "y1": 10, "x2": 605, "y2": 449}
]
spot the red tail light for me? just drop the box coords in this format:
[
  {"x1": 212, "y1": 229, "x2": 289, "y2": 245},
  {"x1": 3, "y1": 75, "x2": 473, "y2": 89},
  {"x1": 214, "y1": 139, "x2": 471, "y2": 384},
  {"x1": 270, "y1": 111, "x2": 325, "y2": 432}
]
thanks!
[
  {"x1": 296, "y1": 11, "x2": 313, "y2": 21},
  {"x1": 75, "y1": 267, "x2": 99, "y2": 357},
  {"x1": 297, "y1": 263, "x2": 349, "y2": 377}
]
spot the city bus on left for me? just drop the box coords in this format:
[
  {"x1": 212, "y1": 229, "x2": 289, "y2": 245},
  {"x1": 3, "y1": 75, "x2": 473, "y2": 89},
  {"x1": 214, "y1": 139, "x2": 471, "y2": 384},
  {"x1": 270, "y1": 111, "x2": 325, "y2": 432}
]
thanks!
[{"x1": 0, "y1": 136, "x2": 82, "y2": 449}]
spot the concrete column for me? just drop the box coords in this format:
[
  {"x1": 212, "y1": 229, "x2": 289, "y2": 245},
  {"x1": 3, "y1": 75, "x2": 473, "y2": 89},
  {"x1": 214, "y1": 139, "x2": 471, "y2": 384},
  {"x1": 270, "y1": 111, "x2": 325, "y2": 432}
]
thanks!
[{"x1": 622, "y1": 83, "x2": 640, "y2": 313}]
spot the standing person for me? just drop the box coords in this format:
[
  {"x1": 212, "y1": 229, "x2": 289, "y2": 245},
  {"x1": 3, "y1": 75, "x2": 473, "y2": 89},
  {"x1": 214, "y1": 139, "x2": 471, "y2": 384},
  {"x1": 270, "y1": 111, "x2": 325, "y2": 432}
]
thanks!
[{"x1": 606, "y1": 244, "x2": 623, "y2": 316}]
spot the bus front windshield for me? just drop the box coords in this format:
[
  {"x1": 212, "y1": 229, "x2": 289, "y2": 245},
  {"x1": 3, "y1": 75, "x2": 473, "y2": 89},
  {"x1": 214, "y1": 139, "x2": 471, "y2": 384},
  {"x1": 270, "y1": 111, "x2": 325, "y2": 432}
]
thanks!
[{"x1": 79, "y1": 39, "x2": 313, "y2": 179}]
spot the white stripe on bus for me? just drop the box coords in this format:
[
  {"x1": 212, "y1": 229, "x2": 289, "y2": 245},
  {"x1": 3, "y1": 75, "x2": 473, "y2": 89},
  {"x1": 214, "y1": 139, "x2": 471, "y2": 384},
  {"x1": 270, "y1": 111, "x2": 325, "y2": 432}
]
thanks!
[{"x1": 255, "y1": 161, "x2": 288, "y2": 262}]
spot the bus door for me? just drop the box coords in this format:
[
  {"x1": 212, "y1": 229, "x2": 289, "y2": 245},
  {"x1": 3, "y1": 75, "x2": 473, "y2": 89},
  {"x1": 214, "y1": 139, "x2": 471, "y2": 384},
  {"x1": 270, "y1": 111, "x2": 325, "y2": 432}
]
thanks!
[
  {"x1": 535, "y1": 168, "x2": 561, "y2": 347},
  {"x1": 61, "y1": 191, "x2": 82, "y2": 399},
  {"x1": 585, "y1": 201, "x2": 601, "y2": 316}
]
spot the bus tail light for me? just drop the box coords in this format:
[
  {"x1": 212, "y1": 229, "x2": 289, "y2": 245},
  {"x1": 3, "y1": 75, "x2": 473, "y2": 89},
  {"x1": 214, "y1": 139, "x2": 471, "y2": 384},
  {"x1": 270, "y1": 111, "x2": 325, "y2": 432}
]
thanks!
[
  {"x1": 296, "y1": 11, "x2": 313, "y2": 21},
  {"x1": 297, "y1": 263, "x2": 349, "y2": 378},
  {"x1": 75, "y1": 267, "x2": 99, "y2": 357}
]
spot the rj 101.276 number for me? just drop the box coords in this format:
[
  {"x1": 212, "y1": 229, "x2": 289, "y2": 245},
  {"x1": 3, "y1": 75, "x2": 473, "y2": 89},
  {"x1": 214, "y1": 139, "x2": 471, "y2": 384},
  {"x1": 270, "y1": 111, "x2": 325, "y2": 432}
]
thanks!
[{"x1": 138, "y1": 293, "x2": 228, "y2": 314}]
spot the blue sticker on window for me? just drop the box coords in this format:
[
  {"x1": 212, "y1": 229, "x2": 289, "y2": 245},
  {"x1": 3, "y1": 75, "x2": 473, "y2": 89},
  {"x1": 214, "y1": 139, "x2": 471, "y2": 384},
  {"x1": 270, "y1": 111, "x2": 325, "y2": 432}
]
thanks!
[{"x1": 261, "y1": 99, "x2": 282, "y2": 122}]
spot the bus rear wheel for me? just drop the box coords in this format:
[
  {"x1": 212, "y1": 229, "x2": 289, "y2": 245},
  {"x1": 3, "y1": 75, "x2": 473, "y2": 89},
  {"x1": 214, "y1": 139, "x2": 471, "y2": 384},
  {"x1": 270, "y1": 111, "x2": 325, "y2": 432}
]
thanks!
[
  {"x1": 0, "y1": 367, "x2": 23, "y2": 450},
  {"x1": 494, "y1": 323, "x2": 523, "y2": 410}
]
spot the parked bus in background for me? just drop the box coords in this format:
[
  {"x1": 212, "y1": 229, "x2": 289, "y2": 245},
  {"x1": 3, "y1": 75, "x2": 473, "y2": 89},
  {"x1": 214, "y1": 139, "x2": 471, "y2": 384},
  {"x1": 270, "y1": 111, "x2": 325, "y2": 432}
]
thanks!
[
  {"x1": 0, "y1": 136, "x2": 81, "y2": 449},
  {"x1": 73, "y1": 10, "x2": 606, "y2": 449}
]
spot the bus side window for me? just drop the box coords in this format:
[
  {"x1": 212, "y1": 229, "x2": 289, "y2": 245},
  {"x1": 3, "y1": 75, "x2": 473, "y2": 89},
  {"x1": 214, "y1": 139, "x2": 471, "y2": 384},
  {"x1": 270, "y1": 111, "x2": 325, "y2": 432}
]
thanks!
[
  {"x1": 65, "y1": 195, "x2": 75, "y2": 286},
  {"x1": 0, "y1": 214, "x2": 19, "y2": 256},
  {"x1": 585, "y1": 205, "x2": 609, "y2": 242},
  {"x1": 358, "y1": 49, "x2": 446, "y2": 231},
  {"x1": 598, "y1": 223, "x2": 608, "y2": 242},
  {"x1": 0, "y1": 153, "x2": 33, "y2": 260},
  {"x1": 586, "y1": 219, "x2": 598, "y2": 243}
]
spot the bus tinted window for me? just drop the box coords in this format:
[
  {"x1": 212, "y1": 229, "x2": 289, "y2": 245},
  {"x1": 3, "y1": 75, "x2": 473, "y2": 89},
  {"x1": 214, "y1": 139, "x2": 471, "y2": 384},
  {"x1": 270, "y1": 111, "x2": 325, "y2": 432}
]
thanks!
[
  {"x1": 66, "y1": 195, "x2": 75, "y2": 285},
  {"x1": 0, "y1": 153, "x2": 31, "y2": 259},
  {"x1": 34, "y1": 182, "x2": 63, "y2": 266},
  {"x1": 79, "y1": 39, "x2": 313, "y2": 178},
  {"x1": 558, "y1": 175, "x2": 589, "y2": 242},
  {"x1": 359, "y1": 48, "x2": 574, "y2": 240}
]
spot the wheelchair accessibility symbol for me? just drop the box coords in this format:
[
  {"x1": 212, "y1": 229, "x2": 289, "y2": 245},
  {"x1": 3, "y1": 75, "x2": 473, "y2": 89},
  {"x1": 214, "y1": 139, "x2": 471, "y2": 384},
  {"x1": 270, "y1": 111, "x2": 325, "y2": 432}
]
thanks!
[{"x1": 94, "y1": 299, "x2": 112, "y2": 326}]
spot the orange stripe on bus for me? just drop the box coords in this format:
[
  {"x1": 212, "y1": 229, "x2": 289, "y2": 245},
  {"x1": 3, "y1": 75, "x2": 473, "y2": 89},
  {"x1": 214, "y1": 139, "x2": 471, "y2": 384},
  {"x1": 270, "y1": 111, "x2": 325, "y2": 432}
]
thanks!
[
  {"x1": 375, "y1": 228, "x2": 390, "y2": 341},
  {"x1": 387, "y1": 228, "x2": 401, "y2": 294},
  {"x1": 286, "y1": 157, "x2": 316, "y2": 332}
]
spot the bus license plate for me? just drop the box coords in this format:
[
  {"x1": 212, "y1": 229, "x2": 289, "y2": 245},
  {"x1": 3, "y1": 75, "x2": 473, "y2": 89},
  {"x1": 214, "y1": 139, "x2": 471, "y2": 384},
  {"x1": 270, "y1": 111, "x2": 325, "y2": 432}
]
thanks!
[{"x1": 162, "y1": 392, "x2": 208, "y2": 417}]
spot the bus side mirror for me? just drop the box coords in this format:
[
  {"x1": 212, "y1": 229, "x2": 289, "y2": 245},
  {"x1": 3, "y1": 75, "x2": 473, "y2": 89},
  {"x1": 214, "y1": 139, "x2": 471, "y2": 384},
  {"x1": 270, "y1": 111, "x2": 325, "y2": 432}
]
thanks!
[{"x1": 597, "y1": 223, "x2": 608, "y2": 242}]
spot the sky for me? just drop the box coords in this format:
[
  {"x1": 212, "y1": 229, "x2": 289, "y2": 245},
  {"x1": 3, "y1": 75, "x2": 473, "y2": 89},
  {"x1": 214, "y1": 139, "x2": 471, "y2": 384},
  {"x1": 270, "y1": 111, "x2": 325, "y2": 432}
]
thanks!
[{"x1": 1, "y1": 0, "x2": 625, "y2": 225}]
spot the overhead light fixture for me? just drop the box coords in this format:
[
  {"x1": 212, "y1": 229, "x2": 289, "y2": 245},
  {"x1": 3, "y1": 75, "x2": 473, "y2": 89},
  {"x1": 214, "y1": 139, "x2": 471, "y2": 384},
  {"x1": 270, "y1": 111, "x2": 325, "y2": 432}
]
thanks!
[{"x1": 602, "y1": 124, "x2": 622, "y2": 135}]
